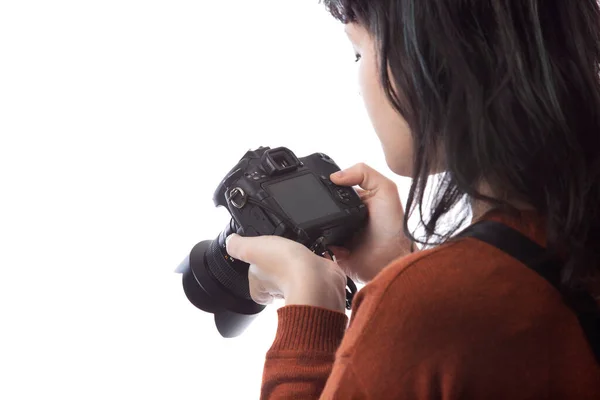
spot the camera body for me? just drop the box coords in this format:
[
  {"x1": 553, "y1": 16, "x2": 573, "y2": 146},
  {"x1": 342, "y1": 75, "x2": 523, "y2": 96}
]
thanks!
[
  {"x1": 178, "y1": 146, "x2": 367, "y2": 338},
  {"x1": 215, "y1": 146, "x2": 367, "y2": 247}
]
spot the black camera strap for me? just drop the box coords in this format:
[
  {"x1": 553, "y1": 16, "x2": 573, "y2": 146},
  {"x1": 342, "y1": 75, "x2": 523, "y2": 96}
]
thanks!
[{"x1": 455, "y1": 220, "x2": 600, "y2": 365}]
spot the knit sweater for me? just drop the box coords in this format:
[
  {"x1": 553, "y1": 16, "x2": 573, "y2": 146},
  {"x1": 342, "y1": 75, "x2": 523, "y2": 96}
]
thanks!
[{"x1": 259, "y1": 210, "x2": 600, "y2": 399}]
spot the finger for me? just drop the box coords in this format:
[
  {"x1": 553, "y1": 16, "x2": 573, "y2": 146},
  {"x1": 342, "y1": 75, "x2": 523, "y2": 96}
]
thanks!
[
  {"x1": 328, "y1": 245, "x2": 351, "y2": 261},
  {"x1": 249, "y1": 285, "x2": 273, "y2": 305},
  {"x1": 225, "y1": 233, "x2": 287, "y2": 265},
  {"x1": 248, "y1": 265, "x2": 275, "y2": 305},
  {"x1": 332, "y1": 258, "x2": 359, "y2": 283},
  {"x1": 355, "y1": 187, "x2": 375, "y2": 201},
  {"x1": 330, "y1": 162, "x2": 397, "y2": 194}
]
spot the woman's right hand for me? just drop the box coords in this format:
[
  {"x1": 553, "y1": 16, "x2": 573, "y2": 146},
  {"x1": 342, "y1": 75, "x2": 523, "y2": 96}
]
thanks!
[{"x1": 329, "y1": 163, "x2": 413, "y2": 284}]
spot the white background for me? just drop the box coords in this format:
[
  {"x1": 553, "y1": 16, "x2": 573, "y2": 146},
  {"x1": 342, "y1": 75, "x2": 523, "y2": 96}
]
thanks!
[{"x1": 0, "y1": 1, "x2": 417, "y2": 399}]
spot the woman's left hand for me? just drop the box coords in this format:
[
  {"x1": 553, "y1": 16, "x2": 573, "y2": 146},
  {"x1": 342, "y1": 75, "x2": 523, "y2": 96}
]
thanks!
[{"x1": 225, "y1": 234, "x2": 348, "y2": 313}]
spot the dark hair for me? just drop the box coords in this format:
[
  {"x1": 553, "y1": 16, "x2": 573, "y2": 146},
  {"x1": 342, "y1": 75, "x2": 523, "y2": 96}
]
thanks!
[{"x1": 323, "y1": 0, "x2": 600, "y2": 295}]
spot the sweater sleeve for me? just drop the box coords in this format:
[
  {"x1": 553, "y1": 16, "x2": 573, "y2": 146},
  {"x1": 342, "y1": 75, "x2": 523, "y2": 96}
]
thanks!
[
  {"x1": 259, "y1": 262, "x2": 393, "y2": 400},
  {"x1": 259, "y1": 305, "x2": 349, "y2": 400}
]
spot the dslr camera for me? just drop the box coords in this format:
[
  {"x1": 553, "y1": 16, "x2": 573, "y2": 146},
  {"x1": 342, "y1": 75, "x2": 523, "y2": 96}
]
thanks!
[{"x1": 176, "y1": 146, "x2": 368, "y2": 337}]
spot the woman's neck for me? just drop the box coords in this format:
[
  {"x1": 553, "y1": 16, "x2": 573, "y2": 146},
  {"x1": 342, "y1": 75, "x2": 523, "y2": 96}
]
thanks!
[
  {"x1": 471, "y1": 199, "x2": 494, "y2": 221},
  {"x1": 471, "y1": 181, "x2": 536, "y2": 221}
]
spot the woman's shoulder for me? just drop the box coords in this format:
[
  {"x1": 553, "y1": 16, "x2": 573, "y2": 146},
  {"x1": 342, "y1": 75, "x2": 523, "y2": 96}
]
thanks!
[
  {"x1": 353, "y1": 234, "x2": 568, "y2": 333},
  {"x1": 340, "y1": 235, "x2": 570, "y2": 361},
  {"x1": 370, "y1": 233, "x2": 557, "y2": 301},
  {"x1": 337, "y1": 233, "x2": 600, "y2": 395},
  {"x1": 338, "y1": 238, "x2": 600, "y2": 398}
]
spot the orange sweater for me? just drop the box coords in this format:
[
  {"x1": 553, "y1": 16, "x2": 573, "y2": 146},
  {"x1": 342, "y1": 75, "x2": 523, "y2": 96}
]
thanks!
[{"x1": 260, "y1": 211, "x2": 600, "y2": 399}]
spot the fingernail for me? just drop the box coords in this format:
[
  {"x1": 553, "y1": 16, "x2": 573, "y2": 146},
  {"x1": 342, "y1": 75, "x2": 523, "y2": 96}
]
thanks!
[{"x1": 331, "y1": 171, "x2": 344, "y2": 179}]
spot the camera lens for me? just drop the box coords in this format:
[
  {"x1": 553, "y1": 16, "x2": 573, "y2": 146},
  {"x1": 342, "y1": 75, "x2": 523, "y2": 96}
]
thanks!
[{"x1": 176, "y1": 219, "x2": 266, "y2": 338}]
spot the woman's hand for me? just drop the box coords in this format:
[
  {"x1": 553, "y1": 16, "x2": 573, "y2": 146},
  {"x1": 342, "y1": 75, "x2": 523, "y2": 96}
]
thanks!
[
  {"x1": 225, "y1": 234, "x2": 347, "y2": 313},
  {"x1": 329, "y1": 163, "x2": 413, "y2": 284}
]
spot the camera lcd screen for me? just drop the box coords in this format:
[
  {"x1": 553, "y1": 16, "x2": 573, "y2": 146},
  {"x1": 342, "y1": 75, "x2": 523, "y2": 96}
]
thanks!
[{"x1": 267, "y1": 173, "x2": 342, "y2": 224}]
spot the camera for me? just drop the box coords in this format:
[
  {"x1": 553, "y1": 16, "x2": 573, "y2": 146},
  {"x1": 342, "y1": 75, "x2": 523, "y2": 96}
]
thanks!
[{"x1": 176, "y1": 146, "x2": 368, "y2": 338}]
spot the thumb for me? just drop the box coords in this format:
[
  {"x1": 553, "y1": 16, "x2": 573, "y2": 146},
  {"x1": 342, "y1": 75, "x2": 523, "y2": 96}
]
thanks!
[
  {"x1": 248, "y1": 265, "x2": 276, "y2": 305},
  {"x1": 330, "y1": 162, "x2": 397, "y2": 194}
]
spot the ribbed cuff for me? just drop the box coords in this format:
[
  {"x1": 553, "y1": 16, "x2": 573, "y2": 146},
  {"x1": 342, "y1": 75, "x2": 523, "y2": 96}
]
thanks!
[{"x1": 268, "y1": 305, "x2": 348, "y2": 354}]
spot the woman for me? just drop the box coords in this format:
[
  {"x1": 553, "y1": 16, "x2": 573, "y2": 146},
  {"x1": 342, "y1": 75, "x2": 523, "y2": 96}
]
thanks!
[{"x1": 226, "y1": 0, "x2": 600, "y2": 398}]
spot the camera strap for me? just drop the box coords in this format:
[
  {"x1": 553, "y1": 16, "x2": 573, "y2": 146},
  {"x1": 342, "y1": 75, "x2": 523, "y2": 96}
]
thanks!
[{"x1": 455, "y1": 220, "x2": 600, "y2": 365}]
